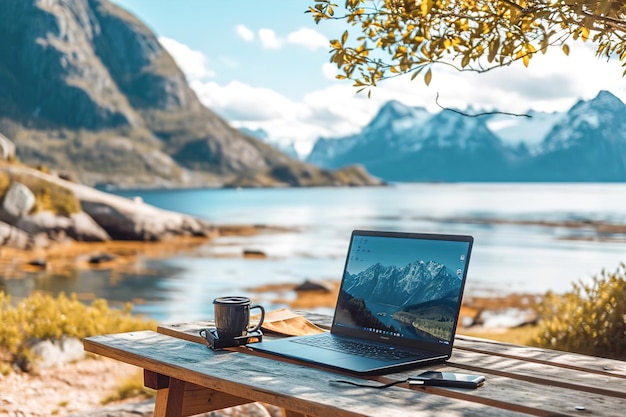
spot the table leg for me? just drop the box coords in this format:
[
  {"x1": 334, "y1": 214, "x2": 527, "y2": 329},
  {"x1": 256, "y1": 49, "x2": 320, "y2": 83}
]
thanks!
[
  {"x1": 154, "y1": 377, "x2": 186, "y2": 417},
  {"x1": 145, "y1": 370, "x2": 252, "y2": 417}
]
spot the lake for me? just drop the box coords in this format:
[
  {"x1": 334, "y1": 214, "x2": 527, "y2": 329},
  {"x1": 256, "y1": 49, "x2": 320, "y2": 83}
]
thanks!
[{"x1": 2, "y1": 183, "x2": 626, "y2": 322}]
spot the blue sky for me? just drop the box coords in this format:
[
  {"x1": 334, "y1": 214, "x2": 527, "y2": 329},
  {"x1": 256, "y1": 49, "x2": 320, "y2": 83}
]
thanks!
[
  {"x1": 111, "y1": 0, "x2": 626, "y2": 155},
  {"x1": 346, "y1": 234, "x2": 470, "y2": 276}
]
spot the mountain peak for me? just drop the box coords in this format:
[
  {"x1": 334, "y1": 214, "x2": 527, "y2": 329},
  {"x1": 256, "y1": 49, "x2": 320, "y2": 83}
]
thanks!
[
  {"x1": 366, "y1": 100, "x2": 430, "y2": 132},
  {"x1": 0, "y1": 0, "x2": 383, "y2": 189}
]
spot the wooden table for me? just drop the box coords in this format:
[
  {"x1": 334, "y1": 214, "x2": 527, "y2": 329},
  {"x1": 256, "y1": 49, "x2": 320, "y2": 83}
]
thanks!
[{"x1": 83, "y1": 313, "x2": 626, "y2": 417}]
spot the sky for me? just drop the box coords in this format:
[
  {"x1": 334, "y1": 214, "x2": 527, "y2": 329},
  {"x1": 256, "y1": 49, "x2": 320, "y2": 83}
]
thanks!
[
  {"x1": 111, "y1": 0, "x2": 626, "y2": 155},
  {"x1": 346, "y1": 234, "x2": 470, "y2": 277}
]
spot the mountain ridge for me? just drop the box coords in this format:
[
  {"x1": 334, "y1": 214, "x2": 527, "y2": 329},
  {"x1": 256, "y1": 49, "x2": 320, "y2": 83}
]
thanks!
[
  {"x1": 307, "y1": 90, "x2": 626, "y2": 182},
  {"x1": 0, "y1": 0, "x2": 382, "y2": 189}
]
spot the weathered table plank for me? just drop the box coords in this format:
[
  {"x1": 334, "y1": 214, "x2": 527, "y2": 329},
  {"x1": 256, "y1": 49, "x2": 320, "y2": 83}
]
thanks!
[
  {"x1": 454, "y1": 335, "x2": 626, "y2": 377},
  {"x1": 84, "y1": 331, "x2": 528, "y2": 417},
  {"x1": 157, "y1": 321, "x2": 626, "y2": 416}
]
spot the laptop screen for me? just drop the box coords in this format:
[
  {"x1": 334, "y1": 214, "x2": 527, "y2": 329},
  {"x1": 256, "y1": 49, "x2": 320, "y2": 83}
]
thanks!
[{"x1": 332, "y1": 230, "x2": 473, "y2": 348}]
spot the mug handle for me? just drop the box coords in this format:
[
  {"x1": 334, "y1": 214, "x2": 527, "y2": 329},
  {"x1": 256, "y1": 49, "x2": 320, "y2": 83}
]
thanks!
[{"x1": 248, "y1": 304, "x2": 265, "y2": 333}]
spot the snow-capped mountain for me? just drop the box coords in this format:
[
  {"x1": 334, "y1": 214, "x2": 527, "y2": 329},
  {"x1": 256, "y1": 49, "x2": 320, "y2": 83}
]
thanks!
[
  {"x1": 524, "y1": 91, "x2": 626, "y2": 181},
  {"x1": 308, "y1": 101, "x2": 516, "y2": 181},
  {"x1": 307, "y1": 90, "x2": 626, "y2": 182},
  {"x1": 239, "y1": 127, "x2": 299, "y2": 159},
  {"x1": 486, "y1": 110, "x2": 565, "y2": 150},
  {"x1": 344, "y1": 260, "x2": 461, "y2": 307},
  {"x1": 307, "y1": 100, "x2": 432, "y2": 169}
]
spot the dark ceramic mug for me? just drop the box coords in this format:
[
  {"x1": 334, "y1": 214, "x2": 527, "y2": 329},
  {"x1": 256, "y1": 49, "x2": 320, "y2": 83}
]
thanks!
[{"x1": 213, "y1": 296, "x2": 265, "y2": 340}]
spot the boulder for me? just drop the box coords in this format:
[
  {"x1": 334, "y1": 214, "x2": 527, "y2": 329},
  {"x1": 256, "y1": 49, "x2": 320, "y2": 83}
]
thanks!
[
  {"x1": 2, "y1": 165, "x2": 217, "y2": 242},
  {"x1": 294, "y1": 280, "x2": 333, "y2": 293},
  {"x1": 71, "y1": 182, "x2": 216, "y2": 240},
  {"x1": 1, "y1": 182, "x2": 36, "y2": 219},
  {"x1": 15, "y1": 211, "x2": 111, "y2": 242},
  {"x1": 27, "y1": 337, "x2": 85, "y2": 370},
  {"x1": 0, "y1": 132, "x2": 16, "y2": 160},
  {"x1": 0, "y1": 220, "x2": 32, "y2": 249}
]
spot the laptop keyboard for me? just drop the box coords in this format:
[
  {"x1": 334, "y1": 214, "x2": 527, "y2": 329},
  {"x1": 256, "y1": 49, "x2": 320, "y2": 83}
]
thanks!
[{"x1": 291, "y1": 334, "x2": 421, "y2": 362}]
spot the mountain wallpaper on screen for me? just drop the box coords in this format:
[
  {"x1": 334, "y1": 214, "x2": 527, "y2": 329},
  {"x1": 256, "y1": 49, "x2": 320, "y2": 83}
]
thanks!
[{"x1": 339, "y1": 260, "x2": 462, "y2": 341}]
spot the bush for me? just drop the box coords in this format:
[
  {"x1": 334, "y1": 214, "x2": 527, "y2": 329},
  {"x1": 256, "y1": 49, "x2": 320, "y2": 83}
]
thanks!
[
  {"x1": 0, "y1": 170, "x2": 82, "y2": 216},
  {"x1": 532, "y1": 263, "x2": 626, "y2": 360},
  {"x1": 13, "y1": 173, "x2": 82, "y2": 216},
  {"x1": 0, "y1": 291, "x2": 156, "y2": 369}
]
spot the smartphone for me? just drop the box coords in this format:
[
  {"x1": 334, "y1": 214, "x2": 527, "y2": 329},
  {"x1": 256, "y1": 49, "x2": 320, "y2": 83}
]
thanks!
[{"x1": 408, "y1": 371, "x2": 485, "y2": 388}]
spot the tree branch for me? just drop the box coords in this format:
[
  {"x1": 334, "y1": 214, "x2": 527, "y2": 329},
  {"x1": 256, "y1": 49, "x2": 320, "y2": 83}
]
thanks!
[{"x1": 435, "y1": 93, "x2": 532, "y2": 118}]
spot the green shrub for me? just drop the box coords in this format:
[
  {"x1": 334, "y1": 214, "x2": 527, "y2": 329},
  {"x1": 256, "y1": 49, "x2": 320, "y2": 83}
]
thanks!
[
  {"x1": 0, "y1": 171, "x2": 10, "y2": 196},
  {"x1": 0, "y1": 291, "x2": 156, "y2": 369},
  {"x1": 0, "y1": 170, "x2": 82, "y2": 216},
  {"x1": 14, "y1": 173, "x2": 82, "y2": 216},
  {"x1": 532, "y1": 264, "x2": 626, "y2": 359}
]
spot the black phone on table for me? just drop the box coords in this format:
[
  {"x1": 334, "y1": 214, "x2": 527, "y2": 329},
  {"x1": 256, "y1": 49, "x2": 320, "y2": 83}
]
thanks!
[{"x1": 408, "y1": 371, "x2": 485, "y2": 388}]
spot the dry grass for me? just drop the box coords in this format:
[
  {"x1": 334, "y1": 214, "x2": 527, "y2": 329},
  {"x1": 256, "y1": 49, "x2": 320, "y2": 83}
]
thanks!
[
  {"x1": 458, "y1": 325, "x2": 542, "y2": 346},
  {"x1": 101, "y1": 370, "x2": 155, "y2": 405}
]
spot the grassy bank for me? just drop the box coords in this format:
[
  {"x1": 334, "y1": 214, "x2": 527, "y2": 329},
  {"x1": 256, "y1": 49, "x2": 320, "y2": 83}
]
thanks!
[{"x1": 0, "y1": 292, "x2": 156, "y2": 374}]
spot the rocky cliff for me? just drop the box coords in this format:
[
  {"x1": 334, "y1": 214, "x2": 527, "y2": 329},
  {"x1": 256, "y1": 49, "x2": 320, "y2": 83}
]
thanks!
[{"x1": 0, "y1": 0, "x2": 382, "y2": 189}]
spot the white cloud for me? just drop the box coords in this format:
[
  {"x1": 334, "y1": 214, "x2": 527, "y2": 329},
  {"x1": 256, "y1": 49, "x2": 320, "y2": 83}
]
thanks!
[
  {"x1": 182, "y1": 37, "x2": 626, "y2": 158},
  {"x1": 322, "y1": 63, "x2": 338, "y2": 79},
  {"x1": 258, "y1": 29, "x2": 283, "y2": 49},
  {"x1": 188, "y1": 78, "x2": 379, "y2": 156},
  {"x1": 158, "y1": 36, "x2": 215, "y2": 81},
  {"x1": 287, "y1": 28, "x2": 328, "y2": 51},
  {"x1": 235, "y1": 24, "x2": 255, "y2": 42},
  {"x1": 190, "y1": 80, "x2": 308, "y2": 122}
]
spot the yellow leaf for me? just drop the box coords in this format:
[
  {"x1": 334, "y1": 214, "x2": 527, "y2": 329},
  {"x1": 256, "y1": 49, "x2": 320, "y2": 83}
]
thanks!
[
  {"x1": 461, "y1": 54, "x2": 470, "y2": 68},
  {"x1": 562, "y1": 44, "x2": 570, "y2": 56},
  {"x1": 488, "y1": 38, "x2": 499, "y2": 63},
  {"x1": 424, "y1": 68, "x2": 432, "y2": 86},
  {"x1": 581, "y1": 27, "x2": 590, "y2": 42},
  {"x1": 523, "y1": 54, "x2": 530, "y2": 67},
  {"x1": 421, "y1": 0, "x2": 433, "y2": 17},
  {"x1": 341, "y1": 30, "x2": 349, "y2": 45}
]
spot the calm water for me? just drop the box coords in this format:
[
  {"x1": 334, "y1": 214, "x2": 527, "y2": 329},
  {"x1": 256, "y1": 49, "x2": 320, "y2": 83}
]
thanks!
[{"x1": 2, "y1": 183, "x2": 626, "y2": 322}]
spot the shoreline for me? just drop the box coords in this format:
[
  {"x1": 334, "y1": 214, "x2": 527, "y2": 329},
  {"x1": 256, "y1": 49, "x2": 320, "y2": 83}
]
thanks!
[
  {"x1": 0, "y1": 231, "x2": 544, "y2": 417},
  {"x1": 0, "y1": 224, "x2": 291, "y2": 281}
]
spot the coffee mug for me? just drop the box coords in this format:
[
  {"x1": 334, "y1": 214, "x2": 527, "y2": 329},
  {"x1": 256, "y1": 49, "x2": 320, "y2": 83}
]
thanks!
[{"x1": 213, "y1": 296, "x2": 265, "y2": 340}]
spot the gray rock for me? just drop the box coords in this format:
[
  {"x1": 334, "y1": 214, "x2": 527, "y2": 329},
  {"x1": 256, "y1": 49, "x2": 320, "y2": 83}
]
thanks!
[
  {"x1": 15, "y1": 211, "x2": 111, "y2": 242},
  {"x1": 294, "y1": 280, "x2": 333, "y2": 292},
  {"x1": 72, "y1": 182, "x2": 216, "y2": 241},
  {"x1": 28, "y1": 337, "x2": 85, "y2": 369},
  {"x1": 0, "y1": 132, "x2": 16, "y2": 160},
  {"x1": 0, "y1": 165, "x2": 216, "y2": 242},
  {"x1": 2, "y1": 182, "x2": 36, "y2": 219},
  {"x1": 0, "y1": 220, "x2": 32, "y2": 249},
  {"x1": 88, "y1": 253, "x2": 116, "y2": 264}
]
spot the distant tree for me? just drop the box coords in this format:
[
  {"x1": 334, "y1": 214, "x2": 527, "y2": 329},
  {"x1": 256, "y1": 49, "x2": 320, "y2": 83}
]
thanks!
[{"x1": 308, "y1": 1, "x2": 626, "y2": 95}]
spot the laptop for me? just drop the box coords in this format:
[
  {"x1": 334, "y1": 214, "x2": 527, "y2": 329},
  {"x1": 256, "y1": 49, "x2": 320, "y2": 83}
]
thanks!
[{"x1": 250, "y1": 229, "x2": 474, "y2": 374}]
